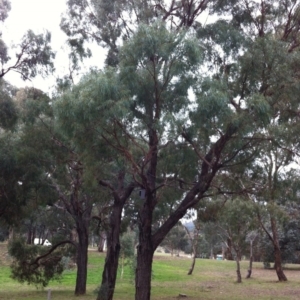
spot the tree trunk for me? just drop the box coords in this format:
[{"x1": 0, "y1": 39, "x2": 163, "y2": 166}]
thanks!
[
  {"x1": 235, "y1": 250, "x2": 242, "y2": 283},
  {"x1": 75, "y1": 219, "x2": 89, "y2": 295},
  {"x1": 135, "y1": 238, "x2": 154, "y2": 300},
  {"x1": 270, "y1": 217, "x2": 287, "y2": 282},
  {"x1": 135, "y1": 199, "x2": 155, "y2": 300},
  {"x1": 236, "y1": 258, "x2": 242, "y2": 283},
  {"x1": 225, "y1": 238, "x2": 234, "y2": 260},
  {"x1": 96, "y1": 175, "x2": 135, "y2": 300},
  {"x1": 274, "y1": 243, "x2": 287, "y2": 281},
  {"x1": 98, "y1": 231, "x2": 106, "y2": 252},
  {"x1": 97, "y1": 204, "x2": 122, "y2": 300},
  {"x1": 187, "y1": 236, "x2": 198, "y2": 275},
  {"x1": 26, "y1": 224, "x2": 35, "y2": 244},
  {"x1": 246, "y1": 241, "x2": 253, "y2": 279},
  {"x1": 187, "y1": 254, "x2": 196, "y2": 275}
]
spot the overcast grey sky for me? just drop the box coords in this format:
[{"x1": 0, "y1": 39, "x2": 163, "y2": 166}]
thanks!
[{"x1": 3, "y1": 0, "x2": 105, "y2": 94}]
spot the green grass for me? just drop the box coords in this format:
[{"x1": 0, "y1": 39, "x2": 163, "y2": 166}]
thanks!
[{"x1": 1, "y1": 243, "x2": 300, "y2": 299}]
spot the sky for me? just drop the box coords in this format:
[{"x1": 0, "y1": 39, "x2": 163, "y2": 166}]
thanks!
[
  {"x1": 2, "y1": 0, "x2": 211, "y2": 95},
  {"x1": 2, "y1": 0, "x2": 105, "y2": 94}
]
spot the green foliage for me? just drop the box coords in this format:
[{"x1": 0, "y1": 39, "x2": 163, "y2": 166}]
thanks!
[
  {"x1": 120, "y1": 230, "x2": 136, "y2": 281},
  {"x1": 218, "y1": 198, "x2": 257, "y2": 259},
  {"x1": 120, "y1": 230, "x2": 135, "y2": 259},
  {"x1": 0, "y1": 133, "x2": 38, "y2": 224},
  {"x1": 0, "y1": 79, "x2": 18, "y2": 129},
  {"x1": 15, "y1": 87, "x2": 53, "y2": 124},
  {"x1": 8, "y1": 239, "x2": 65, "y2": 288},
  {"x1": 0, "y1": 30, "x2": 54, "y2": 80},
  {"x1": 197, "y1": 18, "x2": 248, "y2": 58},
  {"x1": 197, "y1": 198, "x2": 224, "y2": 223},
  {"x1": 26, "y1": 0, "x2": 300, "y2": 297},
  {"x1": 160, "y1": 223, "x2": 189, "y2": 255},
  {"x1": 0, "y1": 94, "x2": 17, "y2": 129},
  {"x1": 120, "y1": 22, "x2": 202, "y2": 123},
  {"x1": 14, "y1": 30, "x2": 55, "y2": 80}
]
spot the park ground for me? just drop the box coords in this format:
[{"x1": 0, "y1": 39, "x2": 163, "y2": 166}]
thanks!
[{"x1": 1, "y1": 243, "x2": 300, "y2": 300}]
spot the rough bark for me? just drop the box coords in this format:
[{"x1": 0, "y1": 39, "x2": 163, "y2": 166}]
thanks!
[
  {"x1": 273, "y1": 244, "x2": 287, "y2": 281},
  {"x1": 97, "y1": 176, "x2": 135, "y2": 300},
  {"x1": 75, "y1": 218, "x2": 89, "y2": 295},
  {"x1": 135, "y1": 126, "x2": 158, "y2": 300},
  {"x1": 134, "y1": 121, "x2": 236, "y2": 300},
  {"x1": 135, "y1": 245, "x2": 154, "y2": 300},
  {"x1": 97, "y1": 203, "x2": 123, "y2": 300},
  {"x1": 135, "y1": 201, "x2": 154, "y2": 300}
]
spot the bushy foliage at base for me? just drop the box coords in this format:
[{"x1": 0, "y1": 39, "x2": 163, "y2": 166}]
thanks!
[{"x1": 8, "y1": 239, "x2": 66, "y2": 287}]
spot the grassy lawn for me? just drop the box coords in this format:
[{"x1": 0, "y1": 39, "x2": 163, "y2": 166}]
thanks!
[{"x1": 1, "y1": 243, "x2": 300, "y2": 299}]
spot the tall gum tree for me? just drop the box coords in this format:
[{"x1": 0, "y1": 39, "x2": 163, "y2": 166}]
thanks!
[
  {"x1": 218, "y1": 198, "x2": 256, "y2": 283},
  {"x1": 116, "y1": 22, "x2": 261, "y2": 299},
  {"x1": 125, "y1": 16, "x2": 299, "y2": 295},
  {"x1": 11, "y1": 86, "x2": 113, "y2": 295},
  {"x1": 55, "y1": 69, "x2": 138, "y2": 300},
  {"x1": 57, "y1": 1, "x2": 300, "y2": 299},
  {"x1": 0, "y1": 0, "x2": 54, "y2": 222},
  {"x1": 242, "y1": 140, "x2": 298, "y2": 282},
  {"x1": 0, "y1": 1, "x2": 54, "y2": 80},
  {"x1": 55, "y1": 62, "x2": 199, "y2": 300},
  {"x1": 56, "y1": 22, "x2": 263, "y2": 299},
  {"x1": 61, "y1": 0, "x2": 211, "y2": 67}
]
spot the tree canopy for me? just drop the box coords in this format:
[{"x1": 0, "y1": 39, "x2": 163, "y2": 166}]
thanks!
[{"x1": 2, "y1": 1, "x2": 300, "y2": 300}]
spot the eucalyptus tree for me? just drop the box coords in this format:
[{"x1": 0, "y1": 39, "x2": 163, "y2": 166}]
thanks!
[
  {"x1": 8, "y1": 86, "x2": 112, "y2": 295},
  {"x1": 61, "y1": 0, "x2": 211, "y2": 68},
  {"x1": 0, "y1": 79, "x2": 18, "y2": 130},
  {"x1": 160, "y1": 222, "x2": 189, "y2": 256},
  {"x1": 0, "y1": 1, "x2": 54, "y2": 80},
  {"x1": 55, "y1": 23, "x2": 203, "y2": 300},
  {"x1": 0, "y1": 132, "x2": 28, "y2": 224},
  {"x1": 218, "y1": 198, "x2": 256, "y2": 283},
  {"x1": 245, "y1": 230, "x2": 259, "y2": 278},
  {"x1": 184, "y1": 219, "x2": 201, "y2": 275},
  {"x1": 120, "y1": 5, "x2": 299, "y2": 299},
  {"x1": 243, "y1": 150, "x2": 300, "y2": 282},
  {"x1": 55, "y1": 21, "x2": 253, "y2": 300},
  {"x1": 0, "y1": 85, "x2": 52, "y2": 225},
  {"x1": 55, "y1": 68, "x2": 139, "y2": 299},
  {"x1": 0, "y1": 0, "x2": 54, "y2": 222},
  {"x1": 55, "y1": 1, "x2": 300, "y2": 299}
]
